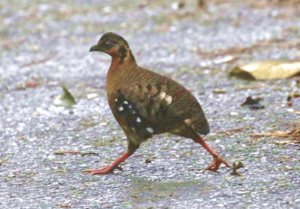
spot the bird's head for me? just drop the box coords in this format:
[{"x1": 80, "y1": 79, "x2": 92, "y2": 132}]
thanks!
[{"x1": 89, "y1": 32, "x2": 135, "y2": 64}]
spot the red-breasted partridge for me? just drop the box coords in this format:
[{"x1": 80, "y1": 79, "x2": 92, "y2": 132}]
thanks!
[{"x1": 84, "y1": 32, "x2": 230, "y2": 175}]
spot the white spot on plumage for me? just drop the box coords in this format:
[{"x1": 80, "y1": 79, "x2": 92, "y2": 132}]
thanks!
[
  {"x1": 118, "y1": 106, "x2": 124, "y2": 111},
  {"x1": 128, "y1": 105, "x2": 132, "y2": 108},
  {"x1": 159, "y1": 92, "x2": 166, "y2": 100},
  {"x1": 184, "y1": 118, "x2": 192, "y2": 125},
  {"x1": 164, "y1": 95, "x2": 172, "y2": 105},
  {"x1": 184, "y1": 118, "x2": 194, "y2": 129},
  {"x1": 136, "y1": 117, "x2": 141, "y2": 122},
  {"x1": 146, "y1": 127, "x2": 154, "y2": 133},
  {"x1": 115, "y1": 99, "x2": 118, "y2": 102},
  {"x1": 124, "y1": 101, "x2": 128, "y2": 104}
]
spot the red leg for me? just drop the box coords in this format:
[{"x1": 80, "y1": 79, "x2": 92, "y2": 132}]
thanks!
[
  {"x1": 83, "y1": 152, "x2": 132, "y2": 175},
  {"x1": 194, "y1": 135, "x2": 231, "y2": 172}
]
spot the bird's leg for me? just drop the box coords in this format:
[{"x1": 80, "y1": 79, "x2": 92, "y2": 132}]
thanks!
[
  {"x1": 193, "y1": 135, "x2": 231, "y2": 172},
  {"x1": 83, "y1": 142, "x2": 139, "y2": 175},
  {"x1": 83, "y1": 152, "x2": 132, "y2": 175}
]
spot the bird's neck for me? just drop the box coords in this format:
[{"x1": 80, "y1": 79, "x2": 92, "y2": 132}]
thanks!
[
  {"x1": 112, "y1": 45, "x2": 136, "y2": 65},
  {"x1": 109, "y1": 55, "x2": 137, "y2": 74},
  {"x1": 108, "y1": 46, "x2": 137, "y2": 74},
  {"x1": 106, "y1": 52, "x2": 137, "y2": 93},
  {"x1": 111, "y1": 56, "x2": 136, "y2": 67}
]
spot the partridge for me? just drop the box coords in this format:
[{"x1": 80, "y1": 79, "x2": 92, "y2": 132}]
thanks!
[{"x1": 84, "y1": 32, "x2": 230, "y2": 175}]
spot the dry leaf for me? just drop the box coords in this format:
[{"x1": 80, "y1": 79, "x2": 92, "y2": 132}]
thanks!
[
  {"x1": 230, "y1": 60, "x2": 300, "y2": 80},
  {"x1": 56, "y1": 204, "x2": 72, "y2": 208},
  {"x1": 274, "y1": 140, "x2": 293, "y2": 145},
  {"x1": 214, "y1": 127, "x2": 250, "y2": 135},
  {"x1": 250, "y1": 129, "x2": 300, "y2": 139},
  {"x1": 281, "y1": 156, "x2": 292, "y2": 159},
  {"x1": 54, "y1": 150, "x2": 81, "y2": 155},
  {"x1": 241, "y1": 96, "x2": 265, "y2": 110},
  {"x1": 286, "y1": 93, "x2": 300, "y2": 106},
  {"x1": 87, "y1": 93, "x2": 98, "y2": 99},
  {"x1": 82, "y1": 182, "x2": 97, "y2": 186},
  {"x1": 235, "y1": 83, "x2": 268, "y2": 91},
  {"x1": 231, "y1": 162, "x2": 244, "y2": 176},
  {"x1": 212, "y1": 89, "x2": 226, "y2": 94},
  {"x1": 250, "y1": 131, "x2": 287, "y2": 138},
  {"x1": 22, "y1": 57, "x2": 50, "y2": 67},
  {"x1": 80, "y1": 152, "x2": 98, "y2": 156},
  {"x1": 213, "y1": 55, "x2": 236, "y2": 64},
  {"x1": 1, "y1": 37, "x2": 27, "y2": 50},
  {"x1": 198, "y1": 0, "x2": 206, "y2": 8},
  {"x1": 15, "y1": 77, "x2": 44, "y2": 90},
  {"x1": 54, "y1": 169, "x2": 68, "y2": 173}
]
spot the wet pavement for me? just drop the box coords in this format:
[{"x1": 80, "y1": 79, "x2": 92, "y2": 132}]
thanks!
[{"x1": 1, "y1": 0, "x2": 300, "y2": 208}]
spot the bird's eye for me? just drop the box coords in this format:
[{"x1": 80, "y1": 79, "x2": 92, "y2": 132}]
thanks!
[{"x1": 105, "y1": 41, "x2": 114, "y2": 46}]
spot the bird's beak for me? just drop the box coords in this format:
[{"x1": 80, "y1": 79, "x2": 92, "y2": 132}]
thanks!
[{"x1": 89, "y1": 44, "x2": 102, "y2": 52}]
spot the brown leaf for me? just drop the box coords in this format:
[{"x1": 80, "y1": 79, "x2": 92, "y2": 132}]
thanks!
[
  {"x1": 241, "y1": 96, "x2": 262, "y2": 106},
  {"x1": 250, "y1": 129, "x2": 300, "y2": 139},
  {"x1": 1, "y1": 37, "x2": 27, "y2": 50},
  {"x1": 214, "y1": 127, "x2": 250, "y2": 136},
  {"x1": 54, "y1": 169, "x2": 68, "y2": 173},
  {"x1": 250, "y1": 131, "x2": 287, "y2": 137},
  {"x1": 230, "y1": 162, "x2": 244, "y2": 176},
  {"x1": 286, "y1": 93, "x2": 300, "y2": 106},
  {"x1": 56, "y1": 204, "x2": 72, "y2": 208},
  {"x1": 80, "y1": 152, "x2": 98, "y2": 156},
  {"x1": 274, "y1": 140, "x2": 294, "y2": 145},
  {"x1": 54, "y1": 150, "x2": 81, "y2": 155},
  {"x1": 235, "y1": 83, "x2": 268, "y2": 91},
  {"x1": 22, "y1": 57, "x2": 51, "y2": 67},
  {"x1": 241, "y1": 96, "x2": 265, "y2": 110}
]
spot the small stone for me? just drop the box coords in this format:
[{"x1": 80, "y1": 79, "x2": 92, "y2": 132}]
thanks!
[{"x1": 146, "y1": 127, "x2": 154, "y2": 133}]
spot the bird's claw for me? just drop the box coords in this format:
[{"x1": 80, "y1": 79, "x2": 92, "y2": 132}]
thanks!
[
  {"x1": 82, "y1": 164, "x2": 122, "y2": 175},
  {"x1": 202, "y1": 154, "x2": 231, "y2": 173}
]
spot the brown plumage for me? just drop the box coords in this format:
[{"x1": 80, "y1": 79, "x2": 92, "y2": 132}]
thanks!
[{"x1": 84, "y1": 32, "x2": 230, "y2": 175}]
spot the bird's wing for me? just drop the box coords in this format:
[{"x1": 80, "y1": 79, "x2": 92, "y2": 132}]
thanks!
[{"x1": 110, "y1": 80, "x2": 180, "y2": 139}]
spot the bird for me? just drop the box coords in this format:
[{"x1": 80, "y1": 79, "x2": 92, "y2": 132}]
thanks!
[{"x1": 84, "y1": 32, "x2": 230, "y2": 175}]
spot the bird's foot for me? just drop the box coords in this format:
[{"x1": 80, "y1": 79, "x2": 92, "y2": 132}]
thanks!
[
  {"x1": 83, "y1": 165, "x2": 122, "y2": 175},
  {"x1": 203, "y1": 154, "x2": 231, "y2": 173}
]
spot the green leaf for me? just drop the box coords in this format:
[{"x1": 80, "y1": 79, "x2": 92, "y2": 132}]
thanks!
[{"x1": 53, "y1": 85, "x2": 76, "y2": 108}]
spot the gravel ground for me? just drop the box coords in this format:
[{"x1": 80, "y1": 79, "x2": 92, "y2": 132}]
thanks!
[{"x1": 1, "y1": 0, "x2": 300, "y2": 208}]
